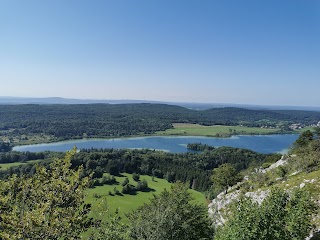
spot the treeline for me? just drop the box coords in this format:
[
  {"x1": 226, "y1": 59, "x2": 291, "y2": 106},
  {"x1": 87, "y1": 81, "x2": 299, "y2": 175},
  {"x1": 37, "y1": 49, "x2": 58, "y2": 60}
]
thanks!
[
  {"x1": 0, "y1": 151, "x2": 63, "y2": 164},
  {"x1": 201, "y1": 107, "x2": 320, "y2": 127},
  {"x1": 0, "y1": 104, "x2": 320, "y2": 140},
  {"x1": 0, "y1": 147, "x2": 281, "y2": 192}
]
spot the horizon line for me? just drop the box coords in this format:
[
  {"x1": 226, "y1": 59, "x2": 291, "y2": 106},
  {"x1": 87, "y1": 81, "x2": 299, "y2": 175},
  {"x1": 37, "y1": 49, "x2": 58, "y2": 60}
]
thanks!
[{"x1": 1, "y1": 95, "x2": 320, "y2": 109}]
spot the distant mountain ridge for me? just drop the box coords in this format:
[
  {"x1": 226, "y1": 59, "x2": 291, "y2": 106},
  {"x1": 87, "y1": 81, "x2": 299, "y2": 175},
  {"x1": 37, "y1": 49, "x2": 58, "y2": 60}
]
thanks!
[
  {"x1": 0, "y1": 96, "x2": 320, "y2": 111},
  {"x1": 0, "y1": 96, "x2": 161, "y2": 105}
]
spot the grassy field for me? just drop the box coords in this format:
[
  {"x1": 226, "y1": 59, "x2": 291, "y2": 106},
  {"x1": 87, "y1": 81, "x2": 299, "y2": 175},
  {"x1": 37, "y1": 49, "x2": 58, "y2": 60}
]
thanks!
[
  {"x1": 156, "y1": 123, "x2": 282, "y2": 137},
  {"x1": 85, "y1": 173, "x2": 207, "y2": 221},
  {"x1": 296, "y1": 126, "x2": 318, "y2": 132},
  {"x1": 0, "y1": 162, "x2": 207, "y2": 223},
  {"x1": 0, "y1": 160, "x2": 42, "y2": 170}
]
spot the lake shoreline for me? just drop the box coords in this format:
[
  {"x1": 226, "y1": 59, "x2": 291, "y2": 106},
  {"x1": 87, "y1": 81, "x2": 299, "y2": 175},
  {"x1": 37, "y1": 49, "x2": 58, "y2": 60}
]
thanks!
[
  {"x1": 12, "y1": 131, "x2": 299, "y2": 147},
  {"x1": 12, "y1": 134, "x2": 299, "y2": 154}
]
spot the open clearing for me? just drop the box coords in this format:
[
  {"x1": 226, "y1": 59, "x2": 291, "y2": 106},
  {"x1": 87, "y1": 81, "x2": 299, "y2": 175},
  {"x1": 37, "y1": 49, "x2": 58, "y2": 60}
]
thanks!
[
  {"x1": 156, "y1": 123, "x2": 282, "y2": 137},
  {"x1": 1, "y1": 163, "x2": 206, "y2": 222},
  {"x1": 85, "y1": 173, "x2": 207, "y2": 221}
]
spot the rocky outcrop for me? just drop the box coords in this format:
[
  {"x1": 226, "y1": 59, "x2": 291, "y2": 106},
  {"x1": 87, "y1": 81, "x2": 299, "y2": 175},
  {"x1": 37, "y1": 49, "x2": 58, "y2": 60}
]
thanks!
[
  {"x1": 208, "y1": 155, "x2": 320, "y2": 239},
  {"x1": 208, "y1": 189, "x2": 270, "y2": 226}
]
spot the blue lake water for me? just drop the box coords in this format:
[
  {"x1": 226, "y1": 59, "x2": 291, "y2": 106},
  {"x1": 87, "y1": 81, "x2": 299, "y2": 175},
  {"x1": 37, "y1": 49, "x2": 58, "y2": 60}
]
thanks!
[{"x1": 13, "y1": 134, "x2": 299, "y2": 154}]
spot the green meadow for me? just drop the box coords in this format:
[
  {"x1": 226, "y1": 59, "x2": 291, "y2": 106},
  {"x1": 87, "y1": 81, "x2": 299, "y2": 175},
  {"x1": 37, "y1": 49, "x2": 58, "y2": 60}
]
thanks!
[
  {"x1": 0, "y1": 161, "x2": 207, "y2": 219},
  {"x1": 85, "y1": 173, "x2": 207, "y2": 220},
  {"x1": 156, "y1": 123, "x2": 282, "y2": 137},
  {"x1": 0, "y1": 161, "x2": 207, "y2": 224}
]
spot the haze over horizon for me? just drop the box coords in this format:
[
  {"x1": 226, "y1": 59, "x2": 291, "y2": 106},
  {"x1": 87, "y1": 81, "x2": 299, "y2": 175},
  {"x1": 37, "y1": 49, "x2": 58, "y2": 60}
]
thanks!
[{"x1": 1, "y1": 1, "x2": 319, "y2": 106}]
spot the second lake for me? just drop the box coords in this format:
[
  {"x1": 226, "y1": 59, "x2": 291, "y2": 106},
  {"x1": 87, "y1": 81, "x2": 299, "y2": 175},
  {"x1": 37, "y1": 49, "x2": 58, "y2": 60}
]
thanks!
[{"x1": 13, "y1": 134, "x2": 299, "y2": 154}]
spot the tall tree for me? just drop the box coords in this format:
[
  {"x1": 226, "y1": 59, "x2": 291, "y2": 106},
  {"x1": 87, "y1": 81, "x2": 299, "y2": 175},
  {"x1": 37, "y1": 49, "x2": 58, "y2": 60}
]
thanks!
[
  {"x1": 128, "y1": 182, "x2": 214, "y2": 240},
  {"x1": 294, "y1": 130, "x2": 314, "y2": 149},
  {"x1": 0, "y1": 148, "x2": 92, "y2": 240},
  {"x1": 212, "y1": 163, "x2": 241, "y2": 194}
]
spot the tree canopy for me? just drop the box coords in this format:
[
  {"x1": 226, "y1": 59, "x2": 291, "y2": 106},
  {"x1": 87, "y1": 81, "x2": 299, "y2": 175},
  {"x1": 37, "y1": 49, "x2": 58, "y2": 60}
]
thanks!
[
  {"x1": 212, "y1": 163, "x2": 241, "y2": 193},
  {"x1": 0, "y1": 148, "x2": 92, "y2": 240},
  {"x1": 128, "y1": 182, "x2": 214, "y2": 240},
  {"x1": 294, "y1": 130, "x2": 314, "y2": 149}
]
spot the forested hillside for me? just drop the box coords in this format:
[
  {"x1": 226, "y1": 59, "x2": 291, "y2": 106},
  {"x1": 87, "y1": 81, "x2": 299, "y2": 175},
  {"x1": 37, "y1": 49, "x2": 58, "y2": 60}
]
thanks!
[
  {"x1": 0, "y1": 146, "x2": 280, "y2": 192},
  {"x1": 0, "y1": 104, "x2": 320, "y2": 141}
]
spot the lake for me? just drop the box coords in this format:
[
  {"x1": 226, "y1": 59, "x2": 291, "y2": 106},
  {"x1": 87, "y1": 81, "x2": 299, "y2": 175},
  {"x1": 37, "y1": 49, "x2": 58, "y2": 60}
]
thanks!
[{"x1": 13, "y1": 134, "x2": 299, "y2": 154}]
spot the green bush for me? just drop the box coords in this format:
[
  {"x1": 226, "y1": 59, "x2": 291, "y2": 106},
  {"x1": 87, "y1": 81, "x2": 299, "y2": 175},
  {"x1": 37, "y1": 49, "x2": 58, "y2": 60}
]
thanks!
[
  {"x1": 132, "y1": 173, "x2": 140, "y2": 182},
  {"x1": 261, "y1": 162, "x2": 272, "y2": 169},
  {"x1": 215, "y1": 188, "x2": 317, "y2": 240}
]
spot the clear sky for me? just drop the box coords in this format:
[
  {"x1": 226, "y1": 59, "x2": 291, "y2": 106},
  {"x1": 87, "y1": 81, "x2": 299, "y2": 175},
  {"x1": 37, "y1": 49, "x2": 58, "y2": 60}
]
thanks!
[{"x1": 0, "y1": 0, "x2": 319, "y2": 106}]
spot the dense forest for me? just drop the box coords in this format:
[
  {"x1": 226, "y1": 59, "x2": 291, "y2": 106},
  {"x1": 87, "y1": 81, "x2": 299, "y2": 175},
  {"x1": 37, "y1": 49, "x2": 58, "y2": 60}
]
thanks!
[
  {"x1": 0, "y1": 104, "x2": 320, "y2": 140},
  {"x1": 0, "y1": 146, "x2": 280, "y2": 192},
  {"x1": 0, "y1": 151, "x2": 63, "y2": 164}
]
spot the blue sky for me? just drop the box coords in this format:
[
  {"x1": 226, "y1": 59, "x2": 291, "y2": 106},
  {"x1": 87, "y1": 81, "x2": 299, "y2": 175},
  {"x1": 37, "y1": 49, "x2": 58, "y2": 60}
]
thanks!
[{"x1": 1, "y1": 0, "x2": 319, "y2": 106}]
